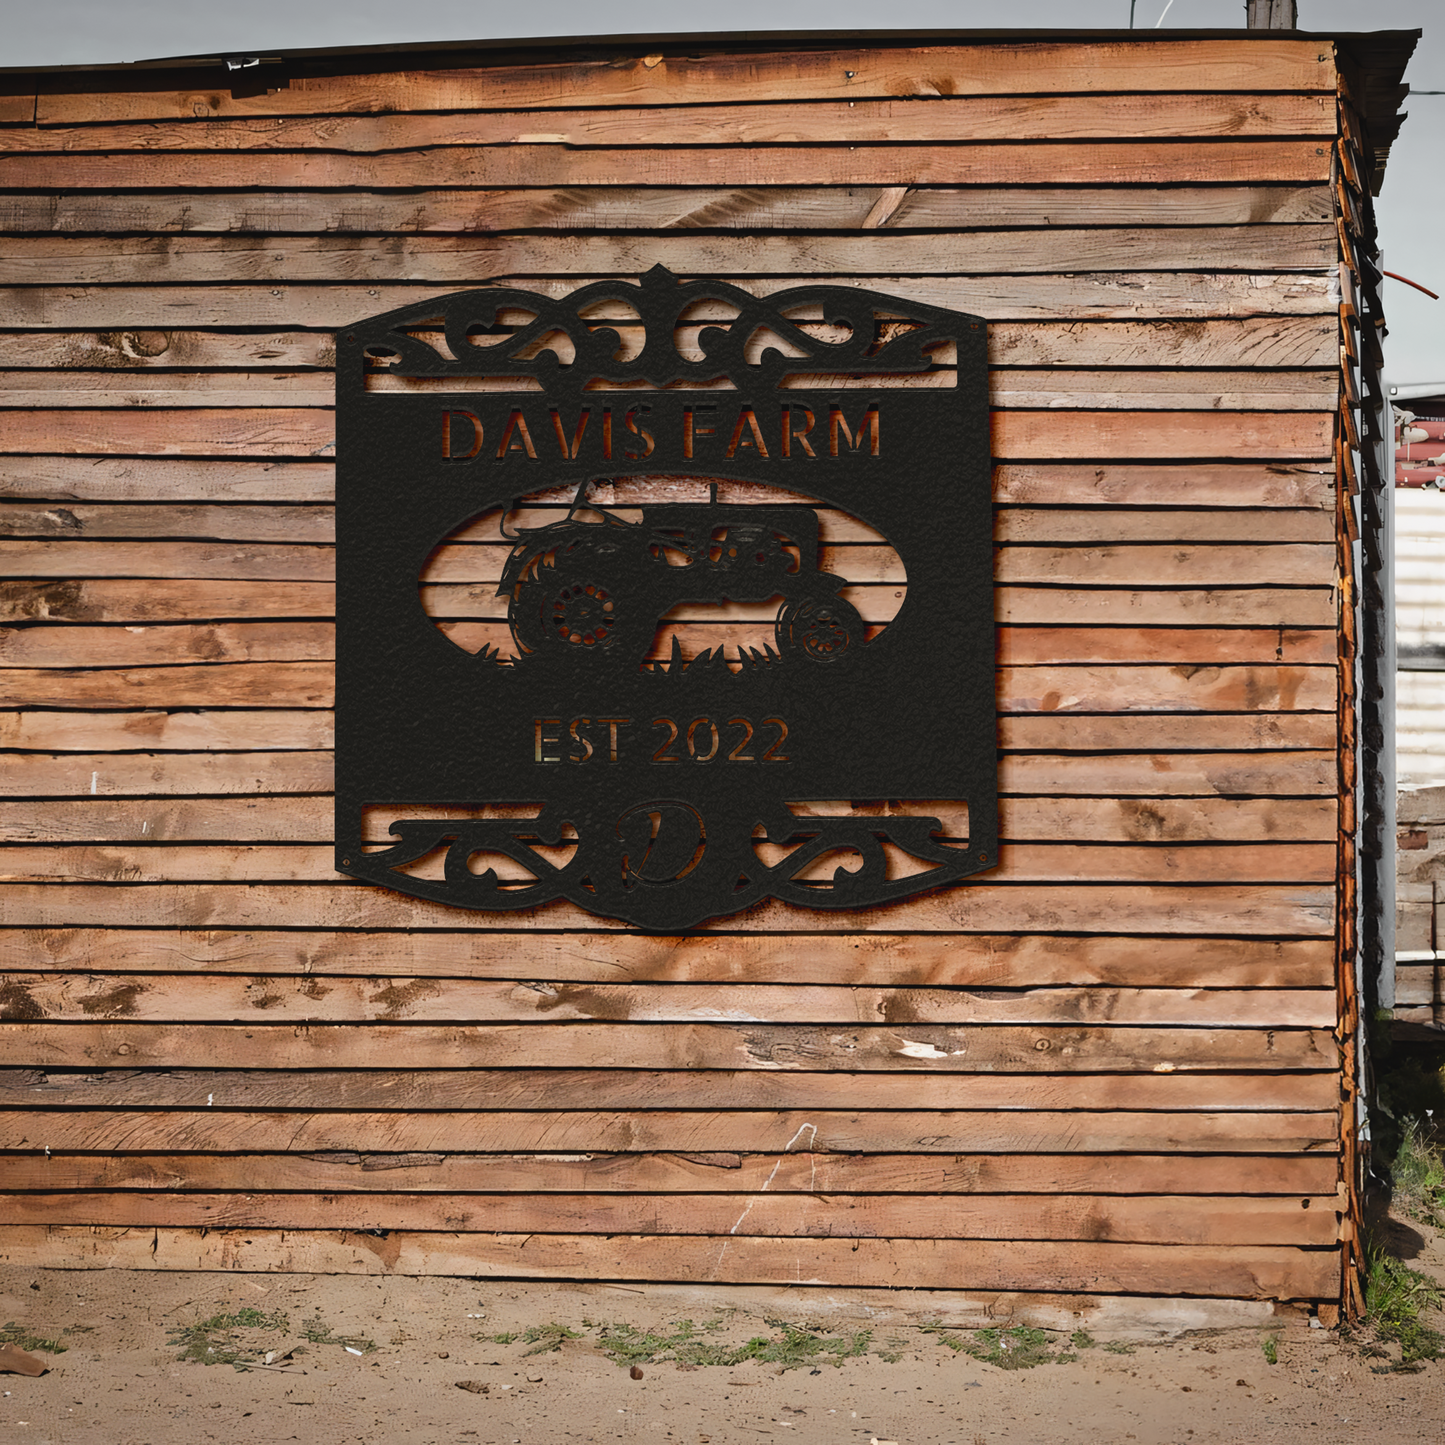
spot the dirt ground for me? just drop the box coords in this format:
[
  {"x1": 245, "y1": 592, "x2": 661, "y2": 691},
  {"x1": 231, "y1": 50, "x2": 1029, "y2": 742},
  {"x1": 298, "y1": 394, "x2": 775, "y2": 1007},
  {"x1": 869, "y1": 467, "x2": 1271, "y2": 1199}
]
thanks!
[{"x1": 3, "y1": 1216, "x2": 1444, "y2": 1445}]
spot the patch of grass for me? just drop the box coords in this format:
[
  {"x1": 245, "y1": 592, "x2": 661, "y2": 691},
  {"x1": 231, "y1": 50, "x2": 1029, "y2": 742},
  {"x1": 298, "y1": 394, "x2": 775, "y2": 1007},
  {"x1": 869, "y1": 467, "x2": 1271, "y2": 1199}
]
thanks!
[
  {"x1": 0, "y1": 1322, "x2": 69, "y2": 1355},
  {"x1": 1103, "y1": 1340, "x2": 1136, "y2": 1355},
  {"x1": 1261, "y1": 1334, "x2": 1279, "y2": 1365},
  {"x1": 479, "y1": 1331, "x2": 519, "y2": 1344},
  {"x1": 1392, "y1": 1118, "x2": 1445, "y2": 1226},
  {"x1": 165, "y1": 1307, "x2": 292, "y2": 1368},
  {"x1": 1365, "y1": 1241, "x2": 1444, "y2": 1369},
  {"x1": 518, "y1": 1323, "x2": 582, "y2": 1356},
  {"x1": 596, "y1": 1318, "x2": 869, "y2": 1371},
  {"x1": 953, "y1": 1326, "x2": 1069, "y2": 1371},
  {"x1": 299, "y1": 1314, "x2": 377, "y2": 1355},
  {"x1": 1070, "y1": 1330, "x2": 1096, "y2": 1350}
]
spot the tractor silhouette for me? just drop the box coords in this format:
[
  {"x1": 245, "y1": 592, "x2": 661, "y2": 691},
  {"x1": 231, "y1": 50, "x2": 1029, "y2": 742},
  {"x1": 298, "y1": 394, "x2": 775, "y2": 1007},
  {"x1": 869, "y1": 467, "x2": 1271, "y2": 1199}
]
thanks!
[{"x1": 498, "y1": 489, "x2": 864, "y2": 669}]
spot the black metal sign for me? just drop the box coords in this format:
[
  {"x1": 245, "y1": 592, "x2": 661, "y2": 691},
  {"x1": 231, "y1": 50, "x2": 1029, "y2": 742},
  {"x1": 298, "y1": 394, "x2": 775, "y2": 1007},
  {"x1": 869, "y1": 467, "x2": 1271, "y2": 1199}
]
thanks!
[{"x1": 335, "y1": 266, "x2": 996, "y2": 930}]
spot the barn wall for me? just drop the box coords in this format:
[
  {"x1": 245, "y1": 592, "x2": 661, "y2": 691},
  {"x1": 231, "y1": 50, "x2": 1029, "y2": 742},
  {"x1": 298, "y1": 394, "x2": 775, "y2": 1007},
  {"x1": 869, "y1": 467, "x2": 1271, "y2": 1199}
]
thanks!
[{"x1": 0, "y1": 35, "x2": 1373, "y2": 1314}]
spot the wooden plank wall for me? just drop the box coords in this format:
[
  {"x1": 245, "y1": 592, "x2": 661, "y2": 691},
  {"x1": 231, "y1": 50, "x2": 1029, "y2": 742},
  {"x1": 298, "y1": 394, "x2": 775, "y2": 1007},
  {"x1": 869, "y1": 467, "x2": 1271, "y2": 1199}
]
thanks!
[{"x1": 0, "y1": 36, "x2": 1358, "y2": 1314}]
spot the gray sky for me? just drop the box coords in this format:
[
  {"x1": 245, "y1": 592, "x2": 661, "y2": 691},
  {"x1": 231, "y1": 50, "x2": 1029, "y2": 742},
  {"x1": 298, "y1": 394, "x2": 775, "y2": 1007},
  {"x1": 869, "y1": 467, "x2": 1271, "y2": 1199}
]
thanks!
[{"x1": 3, "y1": 0, "x2": 1441, "y2": 383}]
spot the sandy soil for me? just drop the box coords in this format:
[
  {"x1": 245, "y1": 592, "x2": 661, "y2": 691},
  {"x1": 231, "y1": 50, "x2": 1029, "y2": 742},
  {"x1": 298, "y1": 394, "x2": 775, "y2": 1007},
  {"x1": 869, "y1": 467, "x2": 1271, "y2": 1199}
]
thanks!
[{"x1": 3, "y1": 1218, "x2": 1443, "y2": 1445}]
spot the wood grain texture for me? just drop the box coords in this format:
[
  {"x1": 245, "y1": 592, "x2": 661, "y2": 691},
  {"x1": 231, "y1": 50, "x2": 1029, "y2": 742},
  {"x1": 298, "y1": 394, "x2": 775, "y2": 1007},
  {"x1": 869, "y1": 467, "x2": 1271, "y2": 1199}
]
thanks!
[
  {"x1": 0, "y1": 579, "x2": 334, "y2": 623},
  {"x1": 0, "y1": 882, "x2": 1336, "y2": 935},
  {"x1": 0, "y1": 501, "x2": 334, "y2": 542},
  {"x1": 0, "y1": 621, "x2": 1335, "y2": 668},
  {"x1": 0, "y1": 664, "x2": 1338, "y2": 712},
  {"x1": 0, "y1": 1108, "x2": 1338, "y2": 1156},
  {"x1": 0, "y1": 503, "x2": 1338, "y2": 546},
  {"x1": 0, "y1": 143, "x2": 1334, "y2": 191},
  {"x1": 995, "y1": 589, "x2": 1335, "y2": 628},
  {"x1": 0, "y1": 319, "x2": 1337, "y2": 379},
  {"x1": 0, "y1": 796, "x2": 1336, "y2": 846},
  {"x1": 0, "y1": 1066, "x2": 1336, "y2": 1112},
  {"x1": 0, "y1": 1192, "x2": 1341, "y2": 1246},
  {"x1": 0, "y1": 1151, "x2": 1339, "y2": 1198},
  {"x1": 0, "y1": 1020, "x2": 1339, "y2": 1072},
  {"x1": 0, "y1": 187, "x2": 1337, "y2": 235},
  {"x1": 0, "y1": 457, "x2": 334, "y2": 503},
  {"x1": 32, "y1": 40, "x2": 1337, "y2": 124},
  {"x1": 0, "y1": 275, "x2": 1334, "y2": 329},
  {"x1": 0, "y1": 972, "x2": 1336, "y2": 1025},
  {"x1": 0, "y1": 408, "x2": 1330, "y2": 461},
  {"x1": 0, "y1": 709, "x2": 332, "y2": 752},
  {"x1": 0, "y1": 1224, "x2": 1341, "y2": 1297},
  {"x1": 6, "y1": 95, "x2": 1336, "y2": 152},
  {"x1": 0, "y1": 753, "x2": 332, "y2": 798},
  {"x1": 0, "y1": 622, "x2": 331, "y2": 668},
  {"x1": 0, "y1": 369, "x2": 1340, "y2": 415},
  {"x1": 993, "y1": 463, "x2": 1333, "y2": 508},
  {"x1": 0, "y1": 751, "x2": 1338, "y2": 802},
  {"x1": 0, "y1": 931, "x2": 1334, "y2": 987},
  {"x1": 0, "y1": 663, "x2": 333, "y2": 709},
  {"x1": 0, "y1": 229, "x2": 1338, "y2": 285}
]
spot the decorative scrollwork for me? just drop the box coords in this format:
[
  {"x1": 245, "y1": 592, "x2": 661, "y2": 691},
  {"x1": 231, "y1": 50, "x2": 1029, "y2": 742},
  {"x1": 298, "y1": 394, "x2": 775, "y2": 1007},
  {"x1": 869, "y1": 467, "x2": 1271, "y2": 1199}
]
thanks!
[{"x1": 352, "y1": 264, "x2": 956, "y2": 395}]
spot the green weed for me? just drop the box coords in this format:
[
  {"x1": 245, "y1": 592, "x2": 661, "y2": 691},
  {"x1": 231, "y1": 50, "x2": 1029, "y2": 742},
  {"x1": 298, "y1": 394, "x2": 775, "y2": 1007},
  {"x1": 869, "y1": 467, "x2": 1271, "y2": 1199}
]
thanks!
[
  {"x1": 1070, "y1": 1330, "x2": 1096, "y2": 1350},
  {"x1": 954, "y1": 1326, "x2": 1068, "y2": 1371},
  {"x1": 1103, "y1": 1340, "x2": 1136, "y2": 1355},
  {"x1": 518, "y1": 1323, "x2": 582, "y2": 1356},
  {"x1": 596, "y1": 1318, "x2": 869, "y2": 1371},
  {"x1": 1392, "y1": 1119, "x2": 1445, "y2": 1226},
  {"x1": 0, "y1": 1322, "x2": 69, "y2": 1355},
  {"x1": 1261, "y1": 1335, "x2": 1279, "y2": 1365},
  {"x1": 298, "y1": 1314, "x2": 376, "y2": 1354},
  {"x1": 1365, "y1": 1241, "x2": 1444, "y2": 1369},
  {"x1": 166, "y1": 1307, "x2": 292, "y2": 1368},
  {"x1": 480, "y1": 1331, "x2": 519, "y2": 1344}
]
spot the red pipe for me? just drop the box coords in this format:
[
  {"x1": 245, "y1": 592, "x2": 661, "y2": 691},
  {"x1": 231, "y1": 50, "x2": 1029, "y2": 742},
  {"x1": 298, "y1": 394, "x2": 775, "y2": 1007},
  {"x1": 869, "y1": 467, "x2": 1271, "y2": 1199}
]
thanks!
[{"x1": 1383, "y1": 270, "x2": 1440, "y2": 300}]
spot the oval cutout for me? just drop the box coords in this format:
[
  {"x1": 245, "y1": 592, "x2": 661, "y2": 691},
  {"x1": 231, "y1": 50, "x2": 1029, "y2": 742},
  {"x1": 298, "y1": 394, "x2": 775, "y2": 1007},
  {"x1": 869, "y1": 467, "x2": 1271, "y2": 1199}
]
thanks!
[{"x1": 419, "y1": 475, "x2": 906, "y2": 673}]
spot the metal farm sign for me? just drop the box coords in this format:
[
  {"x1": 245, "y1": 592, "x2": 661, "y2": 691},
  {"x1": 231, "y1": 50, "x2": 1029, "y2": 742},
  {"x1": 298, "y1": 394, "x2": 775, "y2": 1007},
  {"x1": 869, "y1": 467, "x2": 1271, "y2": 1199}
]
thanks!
[{"x1": 334, "y1": 266, "x2": 996, "y2": 929}]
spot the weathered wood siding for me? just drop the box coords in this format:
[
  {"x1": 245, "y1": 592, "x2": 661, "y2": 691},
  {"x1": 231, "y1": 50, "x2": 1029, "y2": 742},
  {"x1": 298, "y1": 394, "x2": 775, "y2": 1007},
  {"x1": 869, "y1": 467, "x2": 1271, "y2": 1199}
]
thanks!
[{"x1": 0, "y1": 35, "x2": 1371, "y2": 1311}]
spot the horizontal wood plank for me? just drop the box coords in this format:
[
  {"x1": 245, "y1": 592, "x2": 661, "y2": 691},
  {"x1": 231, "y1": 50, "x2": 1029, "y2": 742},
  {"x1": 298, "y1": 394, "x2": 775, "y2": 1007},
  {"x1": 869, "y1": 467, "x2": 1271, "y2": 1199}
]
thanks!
[
  {"x1": 0, "y1": 622, "x2": 331, "y2": 668},
  {"x1": 0, "y1": 228, "x2": 1339, "y2": 284},
  {"x1": 0, "y1": 663, "x2": 333, "y2": 709},
  {"x1": 0, "y1": 752, "x2": 333, "y2": 798},
  {"x1": 993, "y1": 463, "x2": 1332, "y2": 508},
  {"x1": 0, "y1": 750, "x2": 1338, "y2": 800},
  {"x1": 0, "y1": 1066, "x2": 1337, "y2": 1112},
  {"x1": 0, "y1": 709, "x2": 332, "y2": 752},
  {"x1": 0, "y1": 664, "x2": 1338, "y2": 712},
  {"x1": 0, "y1": 1020, "x2": 1340, "y2": 1071},
  {"x1": 0, "y1": 457, "x2": 334, "y2": 502},
  {"x1": 0, "y1": 369, "x2": 1341, "y2": 415},
  {"x1": 0, "y1": 796, "x2": 1337, "y2": 846},
  {"x1": 0, "y1": 318, "x2": 1339, "y2": 380},
  {"x1": 0, "y1": 186, "x2": 1337, "y2": 235},
  {"x1": 0, "y1": 1191, "x2": 1341, "y2": 1246},
  {"x1": 0, "y1": 576, "x2": 1336, "y2": 631},
  {"x1": 0, "y1": 971, "x2": 1337, "y2": 1025},
  {"x1": 0, "y1": 501, "x2": 1340, "y2": 546},
  {"x1": 0, "y1": 275, "x2": 1335, "y2": 329},
  {"x1": 0, "y1": 931, "x2": 1335, "y2": 987},
  {"x1": 0, "y1": 143, "x2": 1334, "y2": 191},
  {"x1": 0, "y1": 1108, "x2": 1339, "y2": 1155},
  {"x1": 0, "y1": 1224, "x2": 1341, "y2": 1297},
  {"x1": 7, "y1": 94, "x2": 1337, "y2": 152},
  {"x1": 0, "y1": 579, "x2": 334, "y2": 622},
  {"x1": 0, "y1": 620, "x2": 1336, "y2": 668},
  {"x1": 0, "y1": 1149, "x2": 1339, "y2": 1197},
  {"x1": 0, "y1": 409, "x2": 1333, "y2": 461},
  {"x1": 0, "y1": 708, "x2": 1334, "y2": 757},
  {"x1": 32, "y1": 40, "x2": 1338, "y2": 124}
]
